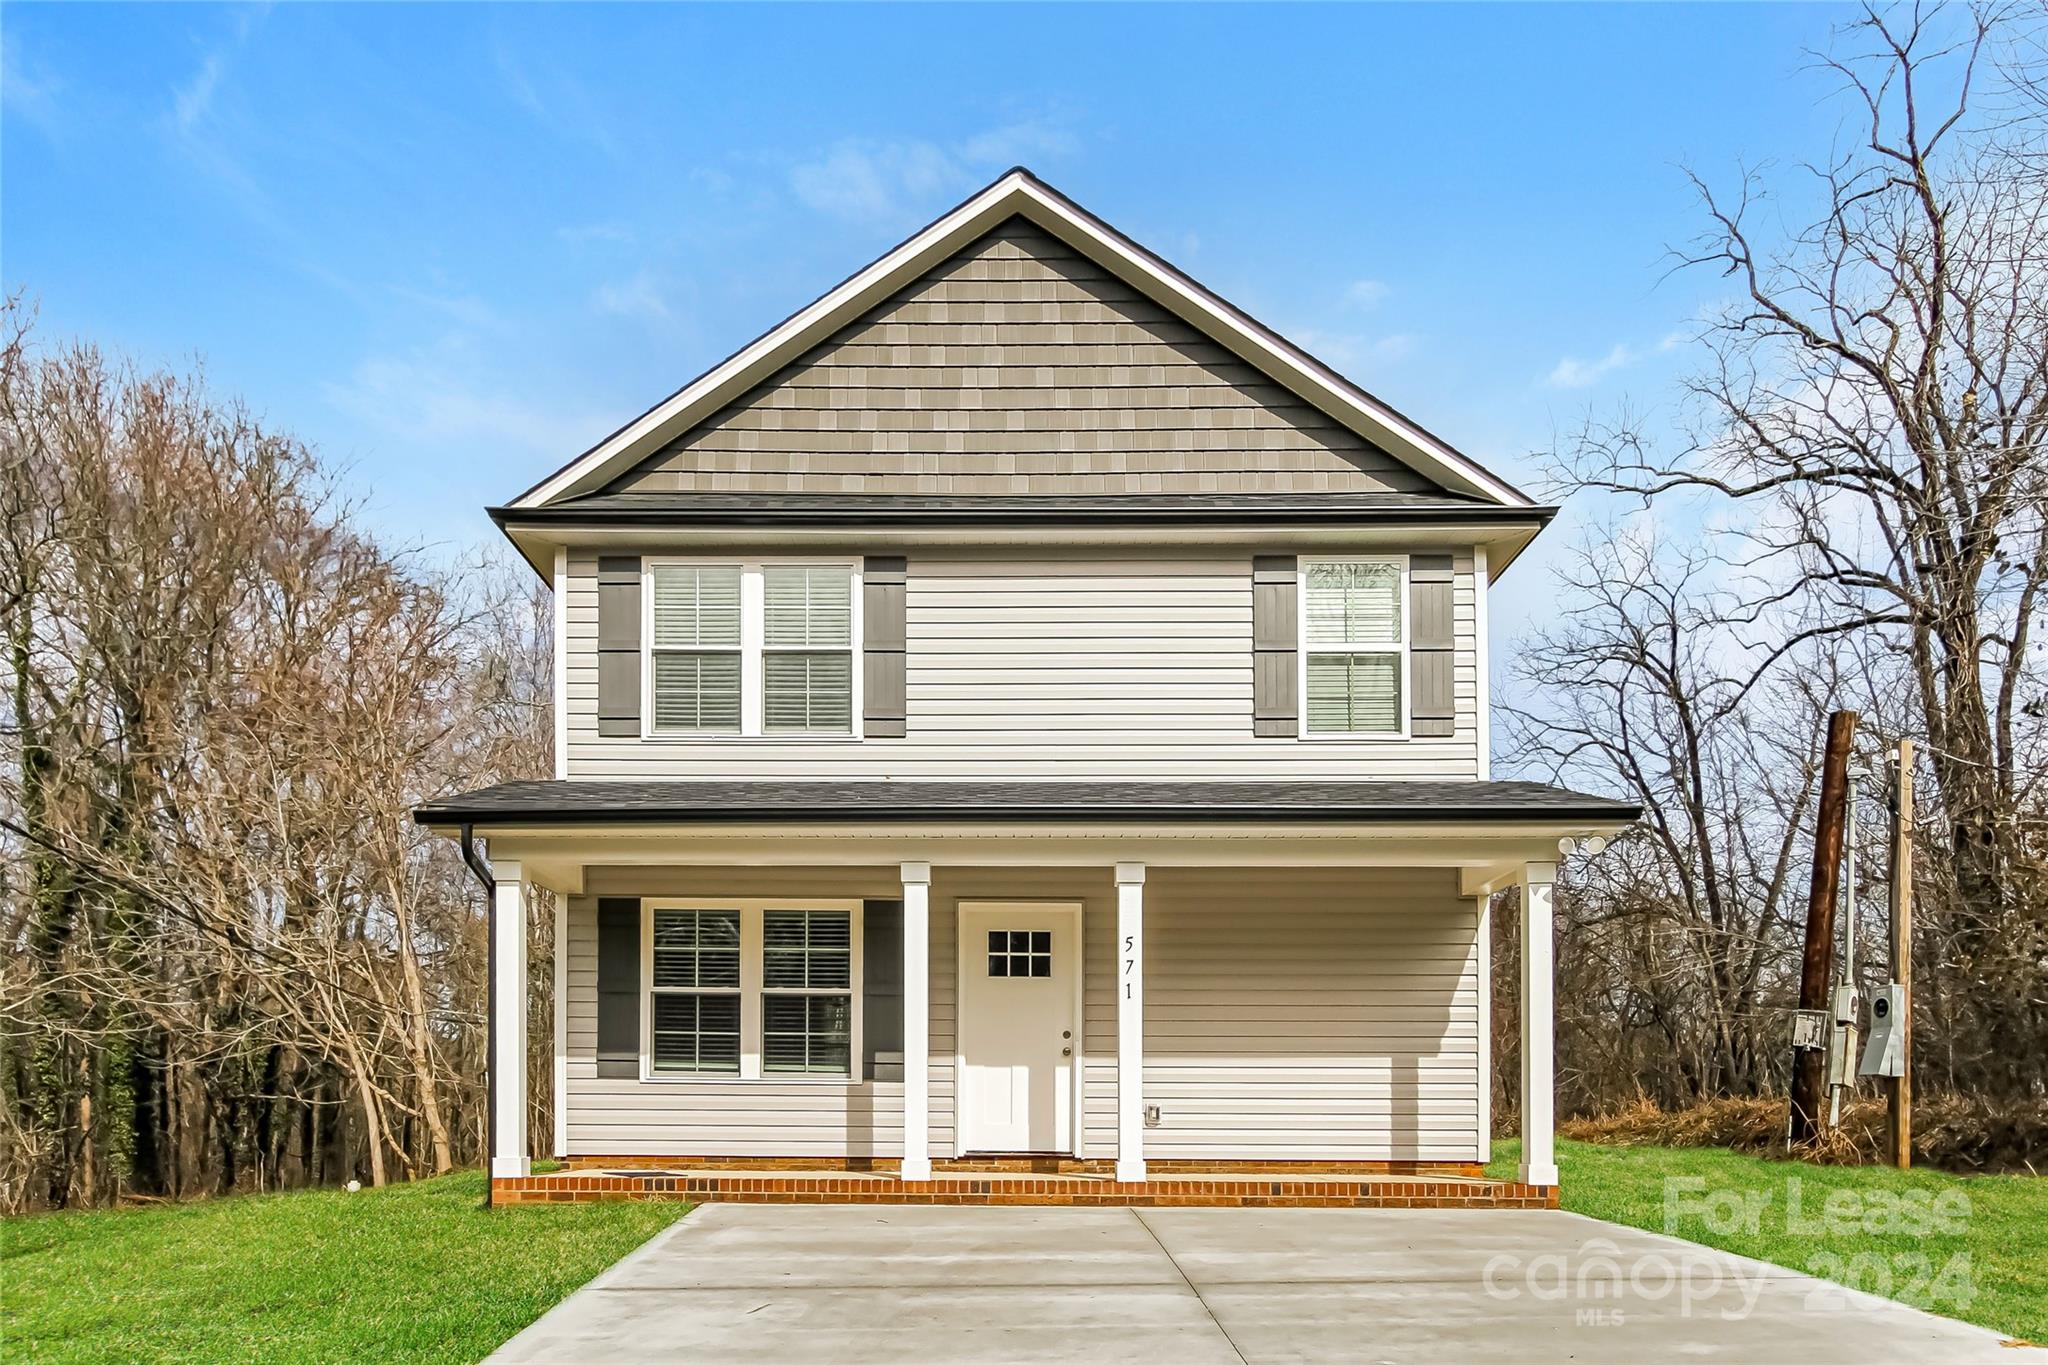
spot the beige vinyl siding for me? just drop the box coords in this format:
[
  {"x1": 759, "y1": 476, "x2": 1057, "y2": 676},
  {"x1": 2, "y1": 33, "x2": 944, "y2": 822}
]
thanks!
[
  {"x1": 563, "y1": 549, "x2": 1481, "y2": 779},
  {"x1": 607, "y1": 220, "x2": 1437, "y2": 498},
  {"x1": 1128, "y1": 867, "x2": 1482, "y2": 1163},
  {"x1": 561, "y1": 865, "x2": 1479, "y2": 1165}
]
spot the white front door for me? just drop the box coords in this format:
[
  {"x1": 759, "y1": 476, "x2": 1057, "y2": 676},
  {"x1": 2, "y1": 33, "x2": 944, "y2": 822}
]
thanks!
[{"x1": 958, "y1": 903, "x2": 1079, "y2": 1154}]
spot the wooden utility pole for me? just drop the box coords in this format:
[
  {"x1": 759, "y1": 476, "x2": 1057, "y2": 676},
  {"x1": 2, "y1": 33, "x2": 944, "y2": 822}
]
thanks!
[
  {"x1": 1889, "y1": 738, "x2": 1915, "y2": 1168},
  {"x1": 1791, "y1": 710, "x2": 1858, "y2": 1146}
]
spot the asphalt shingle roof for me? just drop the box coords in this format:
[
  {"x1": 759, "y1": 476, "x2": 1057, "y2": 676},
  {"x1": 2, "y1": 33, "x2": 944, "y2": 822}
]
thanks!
[{"x1": 414, "y1": 779, "x2": 1640, "y2": 826}]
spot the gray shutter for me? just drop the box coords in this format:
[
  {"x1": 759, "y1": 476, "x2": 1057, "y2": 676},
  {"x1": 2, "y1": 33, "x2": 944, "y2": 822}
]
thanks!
[
  {"x1": 862, "y1": 556, "x2": 907, "y2": 738},
  {"x1": 595, "y1": 898, "x2": 640, "y2": 1078},
  {"x1": 1410, "y1": 554, "x2": 1456, "y2": 738},
  {"x1": 1252, "y1": 555, "x2": 1298, "y2": 737},
  {"x1": 597, "y1": 556, "x2": 642, "y2": 738},
  {"x1": 862, "y1": 899, "x2": 904, "y2": 1081}
]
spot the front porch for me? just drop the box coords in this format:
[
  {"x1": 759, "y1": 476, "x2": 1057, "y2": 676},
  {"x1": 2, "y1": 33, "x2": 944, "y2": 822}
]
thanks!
[{"x1": 411, "y1": 780, "x2": 1635, "y2": 1207}]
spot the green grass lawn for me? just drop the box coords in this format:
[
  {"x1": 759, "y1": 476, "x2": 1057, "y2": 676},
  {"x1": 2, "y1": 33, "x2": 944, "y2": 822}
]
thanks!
[
  {"x1": 1488, "y1": 1137, "x2": 2047, "y2": 1345},
  {"x1": 1, "y1": 1173, "x2": 687, "y2": 1363},
  {"x1": 6, "y1": 1147, "x2": 2042, "y2": 1360}
]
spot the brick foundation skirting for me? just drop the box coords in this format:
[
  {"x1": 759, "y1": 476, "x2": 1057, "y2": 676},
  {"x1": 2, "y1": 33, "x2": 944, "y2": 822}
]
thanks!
[
  {"x1": 559, "y1": 1155, "x2": 1485, "y2": 1179},
  {"x1": 494, "y1": 1171, "x2": 1559, "y2": 1210},
  {"x1": 562, "y1": 1154, "x2": 902, "y2": 1172}
]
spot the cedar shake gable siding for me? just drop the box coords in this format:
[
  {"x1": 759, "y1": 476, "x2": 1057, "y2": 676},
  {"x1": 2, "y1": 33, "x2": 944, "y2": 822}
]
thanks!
[{"x1": 606, "y1": 219, "x2": 1441, "y2": 498}]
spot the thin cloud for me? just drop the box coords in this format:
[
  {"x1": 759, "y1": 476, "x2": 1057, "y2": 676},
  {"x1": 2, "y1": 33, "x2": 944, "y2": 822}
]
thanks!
[
  {"x1": 167, "y1": 6, "x2": 267, "y2": 134},
  {"x1": 788, "y1": 119, "x2": 1077, "y2": 224},
  {"x1": 1545, "y1": 343, "x2": 1636, "y2": 390},
  {"x1": 324, "y1": 340, "x2": 617, "y2": 461},
  {"x1": 490, "y1": 32, "x2": 619, "y2": 157},
  {"x1": 1286, "y1": 325, "x2": 1418, "y2": 378},
  {"x1": 172, "y1": 50, "x2": 227, "y2": 132},
  {"x1": 791, "y1": 141, "x2": 958, "y2": 221},
  {"x1": 157, "y1": 9, "x2": 277, "y2": 226},
  {"x1": 593, "y1": 269, "x2": 672, "y2": 322},
  {"x1": 1, "y1": 33, "x2": 64, "y2": 138},
  {"x1": 558, "y1": 222, "x2": 637, "y2": 247},
  {"x1": 1346, "y1": 279, "x2": 1389, "y2": 311}
]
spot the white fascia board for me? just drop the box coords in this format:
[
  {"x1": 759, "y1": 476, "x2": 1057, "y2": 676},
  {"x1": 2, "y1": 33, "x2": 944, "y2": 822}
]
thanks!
[{"x1": 510, "y1": 170, "x2": 1532, "y2": 513}]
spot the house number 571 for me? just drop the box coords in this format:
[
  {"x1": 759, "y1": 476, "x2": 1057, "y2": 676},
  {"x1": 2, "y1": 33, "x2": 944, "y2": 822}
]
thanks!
[{"x1": 1122, "y1": 935, "x2": 1136, "y2": 999}]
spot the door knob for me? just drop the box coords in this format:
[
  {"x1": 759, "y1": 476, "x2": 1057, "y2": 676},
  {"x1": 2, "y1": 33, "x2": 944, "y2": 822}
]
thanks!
[{"x1": 1062, "y1": 1046, "x2": 1073, "y2": 1057}]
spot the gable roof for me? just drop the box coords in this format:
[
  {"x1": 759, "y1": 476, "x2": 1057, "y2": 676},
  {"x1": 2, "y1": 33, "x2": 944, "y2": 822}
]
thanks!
[{"x1": 510, "y1": 168, "x2": 1535, "y2": 511}]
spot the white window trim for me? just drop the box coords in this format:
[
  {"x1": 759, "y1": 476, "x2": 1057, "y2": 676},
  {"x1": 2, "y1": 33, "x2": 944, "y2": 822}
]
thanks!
[
  {"x1": 1297, "y1": 553, "x2": 1410, "y2": 742},
  {"x1": 640, "y1": 556, "x2": 863, "y2": 742},
  {"x1": 639, "y1": 898, "x2": 865, "y2": 1084}
]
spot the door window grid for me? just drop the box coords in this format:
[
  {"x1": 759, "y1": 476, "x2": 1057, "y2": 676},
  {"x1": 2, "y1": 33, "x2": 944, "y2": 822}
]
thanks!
[{"x1": 988, "y1": 929, "x2": 1052, "y2": 979}]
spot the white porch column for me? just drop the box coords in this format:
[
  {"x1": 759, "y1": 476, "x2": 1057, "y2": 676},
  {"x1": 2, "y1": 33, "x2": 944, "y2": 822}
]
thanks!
[
  {"x1": 901, "y1": 861, "x2": 933, "y2": 1181},
  {"x1": 1475, "y1": 891, "x2": 1492, "y2": 1169},
  {"x1": 552, "y1": 886, "x2": 569, "y2": 1159},
  {"x1": 1519, "y1": 861, "x2": 1559, "y2": 1187},
  {"x1": 491, "y1": 862, "x2": 530, "y2": 1180},
  {"x1": 1115, "y1": 861, "x2": 1146, "y2": 1183}
]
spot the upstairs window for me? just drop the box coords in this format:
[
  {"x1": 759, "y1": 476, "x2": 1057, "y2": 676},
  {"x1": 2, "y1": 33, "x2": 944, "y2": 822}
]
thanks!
[
  {"x1": 649, "y1": 565, "x2": 743, "y2": 733},
  {"x1": 763, "y1": 566, "x2": 853, "y2": 733},
  {"x1": 646, "y1": 560, "x2": 858, "y2": 737},
  {"x1": 1303, "y1": 557, "x2": 1407, "y2": 736}
]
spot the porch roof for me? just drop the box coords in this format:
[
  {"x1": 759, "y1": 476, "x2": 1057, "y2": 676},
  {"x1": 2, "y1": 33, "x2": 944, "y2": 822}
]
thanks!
[{"x1": 413, "y1": 778, "x2": 1639, "y2": 829}]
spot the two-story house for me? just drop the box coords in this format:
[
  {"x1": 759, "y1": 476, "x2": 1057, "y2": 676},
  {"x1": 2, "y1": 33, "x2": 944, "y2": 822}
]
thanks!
[{"x1": 416, "y1": 169, "x2": 1638, "y2": 1209}]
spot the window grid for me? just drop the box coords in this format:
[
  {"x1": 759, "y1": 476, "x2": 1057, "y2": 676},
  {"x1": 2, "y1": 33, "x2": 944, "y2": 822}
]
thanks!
[
  {"x1": 649, "y1": 909, "x2": 742, "y2": 1074},
  {"x1": 762, "y1": 565, "x2": 854, "y2": 734},
  {"x1": 988, "y1": 929, "x2": 1053, "y2": 979},
  {"x1": 761, "y1": 910, "x2": 853, "y2": 1076},
  {"x1": 643, "y1": 560, "x2": 858, "y2": 739},
  {"x1": 649, "y1": 564, "x2": 743, "y2": 734},
  {"x1": 1302, "y1": 558, "x2": 1407, "y2": 737}
]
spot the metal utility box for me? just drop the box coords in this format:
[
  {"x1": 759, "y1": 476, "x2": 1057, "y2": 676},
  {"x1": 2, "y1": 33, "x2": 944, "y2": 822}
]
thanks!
[
  {"x1": 1826, "y1": 984, "x2": 1861, "y2": 1091},
  {"x1": 1791, "y1": 1009, "x2": 1827, "y2": 1051},
  {"x1": 1859, "y1": 983, "x2": 1907, "y2": 1078}
]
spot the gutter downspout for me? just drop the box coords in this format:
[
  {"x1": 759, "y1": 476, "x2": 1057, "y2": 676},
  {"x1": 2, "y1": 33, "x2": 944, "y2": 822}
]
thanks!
[{"x1": 459, "y1": 824, "x2": 496, "y2": 1209}]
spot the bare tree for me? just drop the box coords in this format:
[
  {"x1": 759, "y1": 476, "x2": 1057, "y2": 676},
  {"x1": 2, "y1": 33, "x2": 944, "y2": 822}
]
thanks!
[
  {"x1": 0, "y1": 304, "x2": 552, "y2": 1210},
  {"x1": 1539, "y1": 3, "x2": 2048, "y2": 1104},
  {"x1": 1502, "y1": 529, "x2": 1832, "y2": 1112}
]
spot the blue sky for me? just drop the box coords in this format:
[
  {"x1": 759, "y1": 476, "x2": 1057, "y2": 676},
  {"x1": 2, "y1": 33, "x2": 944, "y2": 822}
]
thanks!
[{"x1": 5, "y1": 2, "x2": 1858, "y2": 622}]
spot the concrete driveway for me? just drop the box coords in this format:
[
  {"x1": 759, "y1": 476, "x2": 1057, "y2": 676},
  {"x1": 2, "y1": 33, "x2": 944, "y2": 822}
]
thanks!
[{"x1": 489, "y1": 1204, "x2": 2022, "y2": 1363}]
